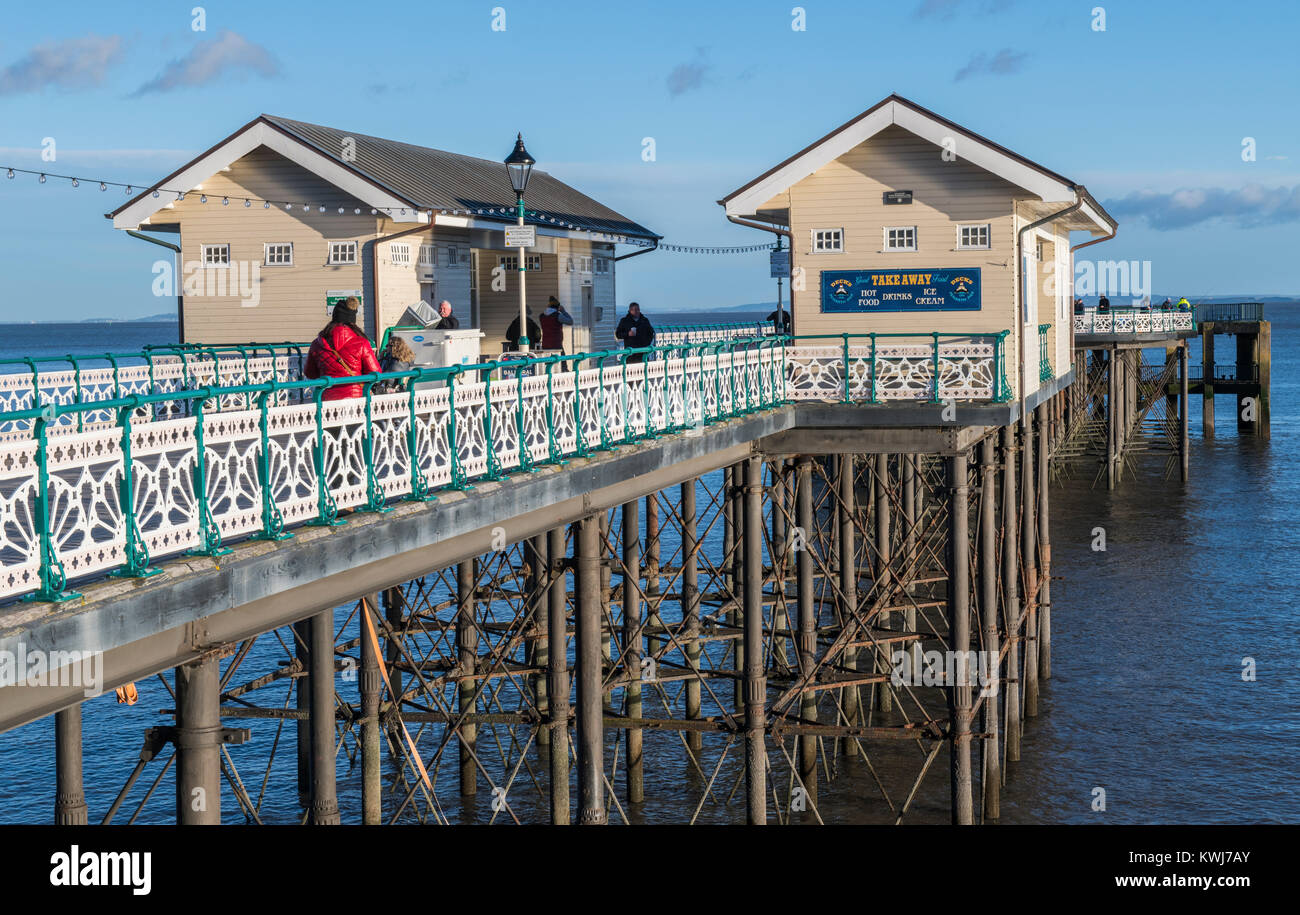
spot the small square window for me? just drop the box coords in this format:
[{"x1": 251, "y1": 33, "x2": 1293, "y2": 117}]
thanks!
[
  {"x1": 812, "y1": 228, "x2": 843, "y2": 253},
  {"x1": 594, "y1": 256, "x2": 610, "y2": 275},
  {"x1": 499, "y1": 255, "x2": 519, "y2": 271},
  {"x1": 390, "y1": 242, "x2": 411, "y2": 266},
  {"x1": 526, "y1": 254, "x2": 542, "y2": 271},
  {"x1": 264, "y1": 243, "x2": 293, "y2": 266},
  {"x1": 445, "y1": 245, "x2": 460, "y2": 266},
  {"x1": 884, "y1": 226, "x2": 917, "y2": 252},
  {"x1": 328, "y1": 241, "x2": 358, "y2": 265},
  {"x1": 418, "y1": 244, "x2": 435, "y2": 266},
  {"x1": 201, "y1": 244, "x2": 230, "y2": 267},
  {"x1": 957, "y1": 224, "x2": 990, "y2": 250},
  {"x1": 580, "y1": 255, "x2": 593, "y2": 274}
]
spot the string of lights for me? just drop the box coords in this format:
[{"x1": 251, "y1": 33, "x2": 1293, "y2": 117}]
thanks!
[{"x1": 2, "y1": 163, "x2": 770, "y2": 253}]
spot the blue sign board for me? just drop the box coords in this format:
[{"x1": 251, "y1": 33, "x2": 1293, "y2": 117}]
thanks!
[{"x1": 820, "y1": 268, "x2": 982, "y2": 313}]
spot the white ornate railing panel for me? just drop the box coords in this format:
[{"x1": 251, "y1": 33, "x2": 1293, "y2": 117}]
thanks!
[{"x1": 1074, "y1": 311, "x2": 1194, "y2": 334}]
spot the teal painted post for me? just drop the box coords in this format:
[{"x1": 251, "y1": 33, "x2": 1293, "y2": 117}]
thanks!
[
  {"x1": 842, "y1": 334, "x2": 851, "y2": 403},
  {"x1": 24, "y1": 409, "x2": 81, "y2": 603},
  {"x1": 931, "y1": 333, "x2": 942, "y2": 403},
  {"x1": 256, "y1": 387, "x2": 292, "y2": 541},
  {"x1": 187, "y1": 392, "x2": 232, "y2": 554},
  {"x1": 111, "y1": 401, "x2": 160, "y2": 579}
]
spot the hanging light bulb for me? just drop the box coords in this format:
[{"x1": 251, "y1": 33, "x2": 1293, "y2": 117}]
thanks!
[
  {"x1": 221, "y1": 196, "x2": 229, "y2": 206},
  {"x1": 318, "y1": 205, "x2": 325, "y2": 212},
  {"x1": 71, "y1": 178, "x2": 79, "y2": 187},
  {"x1": 285, "y1": 202, "x2": 292, "y2": 209},
  {"x1": 200, "y1": 194, "x2": 207, "y2": 203},
  {"x1": 6, "y1": 169, "x2": 13, "y2": 179},
  {"x1": 152, "y1": 190, "x2": 160, "y2": 198},
  {"x1": 244, "y1": 198, "x2": 250, "y2": 207},
  {"x1": 176, "y1": 191, "x2": 184, "y2": 200},
  {"x1": 263, "y1": 201, "x2": 270, "y2": 209},
  {"x1": 337, "y1": 207, "x2": 344, "y2": 213},
  {"x1": 125, "y1": 185, "x2": 132, "y2": 194},
  {"x1": 39, "y1": 173, "x2": 46, "y2": 183},
  {"x1": 354, "y1": 207, "x2": 360, "y2": 214}
]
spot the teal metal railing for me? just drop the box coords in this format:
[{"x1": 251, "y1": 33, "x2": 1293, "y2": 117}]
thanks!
[
  {"x1": 1038, "y1": 324, "x2": 1052, "y2": 383},
  {"x1": 0, "y1": 330, "x2": 1009, "y2": 603}
]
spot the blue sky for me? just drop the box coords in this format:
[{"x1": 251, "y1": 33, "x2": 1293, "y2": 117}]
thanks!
[{"x1": 1, "y1": 0, "x2": 1297, "y2": 321}]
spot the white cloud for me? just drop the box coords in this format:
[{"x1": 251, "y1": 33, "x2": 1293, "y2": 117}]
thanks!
[
  {"x1": 1105, "y1": 183, "x2": 1300, "y2": 230},
  {"x1": 133, "y1": 30, "x2": 278, "y2": 95},
  {"x1": 0, "y1": 34, "x2": 124, "y2": 95}
]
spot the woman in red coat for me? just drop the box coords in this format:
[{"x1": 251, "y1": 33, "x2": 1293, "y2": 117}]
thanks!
[{"x1": 304, "y1": 297, "x2": 382, "y2": 400}]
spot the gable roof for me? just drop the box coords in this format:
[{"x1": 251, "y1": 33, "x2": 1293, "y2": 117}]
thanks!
[
  {"x1": 110, "y1": 115, "x2": 659, "y2": 241},
  {"x1": 720, "y1": 94, "x2": 1115, "y2": 233}
]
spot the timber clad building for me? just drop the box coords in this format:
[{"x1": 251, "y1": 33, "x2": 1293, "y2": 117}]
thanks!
[
  {"x1": 721, "y1": 94, "x2": 1118, "y2": 401},
  {"x1": 110, "y1": 115, "x2": 659, "y2": 354}
]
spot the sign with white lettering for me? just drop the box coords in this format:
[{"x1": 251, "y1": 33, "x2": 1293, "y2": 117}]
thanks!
[
  {"x1": 769, "y1": 249, "x2": 790, "y2": 278},
  {"x1": 504, "y1": 226, "x2": 536, "y2": 247},
  {"x1": 883, "y1": 190, "x2": 913, "y2": 205},
  {"x1": 820, "y1": 268, "x2": 981, "y2": 312}
]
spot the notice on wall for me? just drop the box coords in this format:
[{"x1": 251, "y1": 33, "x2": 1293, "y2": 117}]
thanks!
[
  {"x1": 819, "y1": 268, "x2": 981, "y2": 313},
  {"x1": 326, "y1": 289, "x2": 364, "y2": 316},
  {"x1": 769, "y1": 248, "x2": 790, "y2": 278}
]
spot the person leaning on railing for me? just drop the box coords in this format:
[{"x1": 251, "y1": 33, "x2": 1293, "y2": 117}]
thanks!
[{"x1": 304, "y1": 296, "x2": 382, "y2": 400}]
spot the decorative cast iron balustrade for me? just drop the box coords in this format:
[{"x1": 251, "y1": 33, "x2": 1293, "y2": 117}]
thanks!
[
  {"x1": 0, "y1": 331, "x2": 1008, "y2": 604},
  {"x1": 657, "y1": 322, "x2": 772, "y2": 345},
  {"x1": 1192, "y1": 302, "x2": 1265, "y2": 323},
  {"x1": 1038, "y1": 324, "x2": 1053, "y2": 383},
  {"x1": 0, "y1": 344, "x2": 309, "y2": 440},
  {"x1": 1073, "y1": 309, "x2": 1194, "y2": 334}
]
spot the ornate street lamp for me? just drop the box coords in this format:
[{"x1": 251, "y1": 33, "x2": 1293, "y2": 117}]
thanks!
[{"x1": 504, "y1": 133, "x2": 536, "y2": 353}]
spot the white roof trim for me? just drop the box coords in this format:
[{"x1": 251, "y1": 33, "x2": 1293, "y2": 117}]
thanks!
[
  {"x1": 724, "y1": 99, "x2": 1080, "y2": 219},
  {"x1": 114, "y1": 121, "x2": 425, "y2": 230}
]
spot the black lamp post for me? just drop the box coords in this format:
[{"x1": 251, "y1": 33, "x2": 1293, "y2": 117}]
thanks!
[{"x1": 504, "y1": 133, "x2": 536, "y2": 352}]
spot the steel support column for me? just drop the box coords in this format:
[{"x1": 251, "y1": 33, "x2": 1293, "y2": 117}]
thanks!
[
  {"x1": 576, "y1": 516, "x2": 607, "y2": 824},
  {"x1": 309, "y1": 609, "x2": 340, "y2": 824},
  {"x1": 176, "y1": 655, "x2": 221, "y2": 825},
  {"x1": 621, "y1": 499, "x2": 644, "y2": 804},
  {"x1": 54, "y1": 705, "x2": 88, "y2": 825},
  {"x1": 457, "y1": 560, "x2": 478, "y2": 797},
  {"x1": 979, "y1": 436, "x2": 1000, "y2": 820},
  {"x1": 681, "y1": 478, "x2": 702, "y2": 753},
  {"x1": 360, "y1": 594, "x2": 382, "y2": 825},
  {"x1": 743, "y1": 455, "x2": 767, "y2": 825},
  {"x1": 795, "y1": 455, "x2": 817, "y2": 805},
  {"x1": 948, "y1": 451, "x2": 973, "y2": 825},
  {"x1": 1001, "y1": 426, "x2": 1021, "y2": 763},
  {"x1": 547, "y1": 526, "x2": 571, "y2": 824}
]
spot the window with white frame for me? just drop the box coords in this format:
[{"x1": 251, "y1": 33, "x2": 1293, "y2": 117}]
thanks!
[
  {"x1": 390, "y1": 242, "x2": 411, "y2": 266},
  {"x1": 564, "y1": 256, "x2": 574, "y2": 273},
  {"x1": 418, "y1": 244, "x2": 435, "y2": 266},
  {"x1": 445, "y1": 245, "x2": 460, "y2": 266},
  {"x1": 883, "y1": 226, "x2": 917, "y2": 252},
  {"x1": 812, "y1": 228, "x2": 843, "y2": 253},
  {"x1": 956, "y1": 224, "x2": 990, "y2": 250},
  {"x1": 263, "y1": 243, "x2": 292, "y2": 266},
  {"x1": 201, "y1": 244, "x2": 230, "y2": 267},
  {"x1": 579, "y1": 255, "x2": 593, "y2": 274},
  {"x1": 328, "y1": 241, "x2": 358, "y2": 265},
  {"x1": 526, "y1": 255, "x2": 542, "y2": 271},
  {"x1": 499, "y1": 255, "x2": 518, "y2": 271},
  {"x1": 594, "y1": 256, "x2": 610, "y2": 275}
]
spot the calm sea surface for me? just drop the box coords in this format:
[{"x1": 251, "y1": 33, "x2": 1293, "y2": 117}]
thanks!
[{"x1": 0, "y1": 312, "x2": 1295, "y2": 824}]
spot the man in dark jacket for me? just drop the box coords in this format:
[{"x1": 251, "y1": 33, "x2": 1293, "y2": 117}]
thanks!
[
  {"x1": 505, "y1": 308, "x2": 541, "y2": 352},
  {"x1": 615, "y1": 302, "x2": 655, "y2": 363},
  {"x1": 305, "y1": 297, "x2": 382, "y2": 400},
  {"x1": 766, "y1": 307, "x2": 791, "y2": 335},
  {"x1": 433, "y1": 299, "x2": 460, "y2": 330},
  {"x1": 1098, "y1": 294, "x2": 1111, "y2": 313}
]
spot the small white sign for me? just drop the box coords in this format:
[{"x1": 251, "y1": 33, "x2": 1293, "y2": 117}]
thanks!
[{"x1": 504, "y1": 226, "x2": 536, "y2": 247}]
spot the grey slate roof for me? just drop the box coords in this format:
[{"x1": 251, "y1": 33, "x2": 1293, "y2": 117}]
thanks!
[{"x1": 263, "y1": 115, "x2": 659, "y2": 242}]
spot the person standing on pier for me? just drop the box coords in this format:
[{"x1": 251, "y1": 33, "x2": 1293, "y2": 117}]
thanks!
[
  {"x1": 540, "y1": 295, "x2": 573, "y2": 352},
  {"x1": 505, "y1": 307, "x2": 541, "y2": 352},
  {"x1": 433, "y1": 299, "x2": 460, "y2": 330},
  {"x1": 304, "y1": 296, "x2": 382, "y2": 400},
  {"x1": 1098, "y1": 294, "x2": 1111, "y2": 313},
  {"x1": 615, "y1": 301, "x2": 656, "y2": 363}
]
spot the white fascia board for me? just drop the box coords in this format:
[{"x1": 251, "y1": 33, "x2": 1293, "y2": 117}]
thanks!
[
  {"x1": 724, "y1": 105, "x2": 894, "y2": 217},
  {"x1": 725, "y1": 99, "x2": 1079, "y2": 217},
  {"x1": 116, "y1": 122, "x2": 422, "y2": 230},
  {"x1": 891, "y1": 106, "x2": 1077, "y2": 203},
  {"x1": 1077, "y1": 197, "x2": 1116, "y2": 235}
]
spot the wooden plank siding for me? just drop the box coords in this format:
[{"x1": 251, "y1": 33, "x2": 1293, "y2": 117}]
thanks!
[
  {"x1": 152, "y1": 147, "x2": 383, "y2": 343},
  {"x1": 773, "y1": 125, "x2": 1034, "y2": 396}
]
